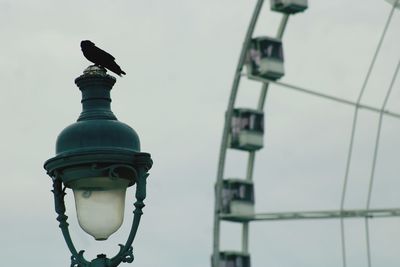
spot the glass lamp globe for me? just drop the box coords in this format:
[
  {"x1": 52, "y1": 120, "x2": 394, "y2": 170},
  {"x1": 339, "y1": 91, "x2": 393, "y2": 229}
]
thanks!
[{"x1": 70, "y1": 177, "x2": 130, "y2": 240}]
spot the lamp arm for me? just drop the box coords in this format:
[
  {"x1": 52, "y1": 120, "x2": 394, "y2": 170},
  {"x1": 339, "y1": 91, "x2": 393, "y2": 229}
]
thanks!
[
  {"x1": 109, "y1": 169, "x2": 149, "y2": 267},
  {"x1": 52, "y1": 177, "x2": 90, "y2": 267}
]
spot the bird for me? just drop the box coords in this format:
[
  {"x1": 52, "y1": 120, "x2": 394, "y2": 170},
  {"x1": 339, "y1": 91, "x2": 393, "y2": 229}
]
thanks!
[{"x1": 80, "y1": 40, "x2": 126, "y2": 76}]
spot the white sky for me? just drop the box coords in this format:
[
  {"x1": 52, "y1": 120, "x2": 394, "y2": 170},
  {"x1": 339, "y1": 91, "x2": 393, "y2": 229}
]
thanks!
[{"x1": 0, "y1": 0, "x2": 400, "y2": 267}]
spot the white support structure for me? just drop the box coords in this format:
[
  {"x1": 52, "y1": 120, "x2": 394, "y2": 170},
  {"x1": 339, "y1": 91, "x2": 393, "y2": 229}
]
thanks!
[
  {"x1": 212, "y1": 1, "x2": 400, "y2": 267},
  {"x1": 247, "y1": 75, "x2": 400, "y2": 119},
  {"x1": 220, "y1": 208, "x2": 400, "y2": 222},
  {"x1": 212, "y1": 1, "x2": 266, "y2": 267}
]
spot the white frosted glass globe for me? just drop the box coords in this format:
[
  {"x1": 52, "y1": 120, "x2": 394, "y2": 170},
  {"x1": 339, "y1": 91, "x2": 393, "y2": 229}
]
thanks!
[{"x1": 73, "y1": 188, "x2": 127, "y2": 240}]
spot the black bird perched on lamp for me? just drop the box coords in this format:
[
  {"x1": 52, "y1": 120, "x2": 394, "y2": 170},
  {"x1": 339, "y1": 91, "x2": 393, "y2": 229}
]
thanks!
[{"x1": 80, "y1": 40, "x2": 126, "y2": 76}]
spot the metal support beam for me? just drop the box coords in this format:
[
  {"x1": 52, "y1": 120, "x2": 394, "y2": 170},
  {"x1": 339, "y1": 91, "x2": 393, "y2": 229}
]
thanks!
[
  {"x1": 212, "y1": 1, "x2": 265, "y2": 267},
  {"x1": 220, "y1": 208, "x2": 400, "y2": 222},
  {"x1": 248, "y1": 75, "x2": 400, "y2": 119},
  {"x1": 241, "y1": 12, "x2": 292, "y2": 256}
]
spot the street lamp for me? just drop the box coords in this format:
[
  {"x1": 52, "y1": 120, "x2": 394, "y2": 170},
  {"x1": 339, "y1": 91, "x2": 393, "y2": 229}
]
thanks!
[{"x1": 44, "y1": 66, "x2": 153, "y2": 267}]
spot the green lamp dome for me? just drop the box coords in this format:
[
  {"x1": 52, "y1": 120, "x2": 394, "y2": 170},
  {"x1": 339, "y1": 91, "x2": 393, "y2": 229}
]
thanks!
[{"x1": 55, "y1": 66, "x2": 140, "y2": 156}]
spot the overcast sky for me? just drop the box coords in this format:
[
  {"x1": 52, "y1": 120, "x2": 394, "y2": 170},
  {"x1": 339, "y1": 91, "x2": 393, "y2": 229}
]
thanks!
[{"x1": 1, "y1": 0, "x2": 400, "y2": 267}]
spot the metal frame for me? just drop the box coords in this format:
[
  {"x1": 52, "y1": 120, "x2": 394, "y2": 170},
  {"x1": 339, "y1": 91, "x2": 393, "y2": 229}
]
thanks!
[
  {"x1": 212, "y1": 0, "x2": 290, "y2": 265},
  {"x1": 248, "y1": 75, "x2": 400, "y2": 119},
  {"x1": 213, "y1": 1, "x2": 400, "y2": 267},
  {"x1": 220, "y1": 208, "x2": 400, "y2": 222}
]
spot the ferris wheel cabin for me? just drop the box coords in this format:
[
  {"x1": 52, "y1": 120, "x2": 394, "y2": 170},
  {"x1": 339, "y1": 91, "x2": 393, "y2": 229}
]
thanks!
[
  {"x1": 217, "y1": 251, "x2": 251, "y2": 267},
  {"x1": 246, "y1": 37, "x2": 285, "y2": 80},
  {"x1": 221, "y1": 179, "x2": 255, "y2": 217},
  {"x1": 270, "y1": 0, "x2": 308, "y2": 14},
  {"x1": 385, "y1": 0, "x2": 400, "y2": 8},
  {"x1": 229, "y1": 108, "x2": 264, "y2": 151}
]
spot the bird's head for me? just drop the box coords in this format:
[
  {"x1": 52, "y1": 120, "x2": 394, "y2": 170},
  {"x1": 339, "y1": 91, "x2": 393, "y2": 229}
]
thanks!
[{"x1": 81, "y1": 40, "x2": 95, "y2": 49}]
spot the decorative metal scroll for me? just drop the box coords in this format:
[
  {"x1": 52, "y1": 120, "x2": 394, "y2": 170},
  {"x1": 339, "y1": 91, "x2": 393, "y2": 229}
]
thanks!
[{"x1": 91, "y1": 163, "x2": 138, "y2": 181}]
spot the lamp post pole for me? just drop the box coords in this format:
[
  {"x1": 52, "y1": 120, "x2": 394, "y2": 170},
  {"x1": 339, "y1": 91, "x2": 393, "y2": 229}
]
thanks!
[{"x1": 44, "y1": 66, "x2": 153, "y2": 267}]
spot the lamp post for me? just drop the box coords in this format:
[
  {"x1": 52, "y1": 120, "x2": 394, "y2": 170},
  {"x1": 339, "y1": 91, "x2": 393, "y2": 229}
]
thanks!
[{"x1": 44, "y1": 66, "x2": 153, "y2": 267}]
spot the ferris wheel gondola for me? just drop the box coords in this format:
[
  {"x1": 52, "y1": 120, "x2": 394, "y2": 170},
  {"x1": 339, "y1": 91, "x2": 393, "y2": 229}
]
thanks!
[
  {"x1": 229, "y1": 108, "x2": 264, "y2": 151},
  {"x1": 246, "y1": 37, "x2": 285, "y2": 80},
  {"x1": 385, "y1": 0, "x2": 400, "y2": 8},
  {"x1": 216, "y1": 251, "x2": 251, "y2": 267},
  {"x1": 221, "y1": 178, "x2": 255, "y2": 218},
  {"x1": 270, "y1": 0, "x2": 308, "y2": 14}
]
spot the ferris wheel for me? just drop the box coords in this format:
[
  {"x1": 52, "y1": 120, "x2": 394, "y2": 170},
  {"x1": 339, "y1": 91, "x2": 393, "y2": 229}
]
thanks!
[{"x1": 212, "y1": 1, "x2": 400, "y2": 267}]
